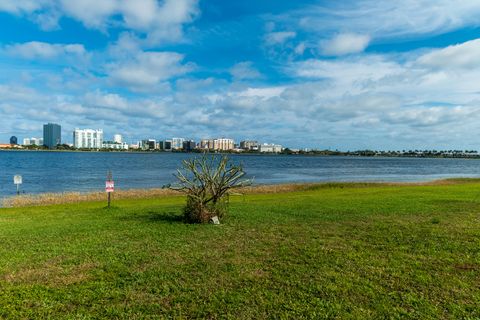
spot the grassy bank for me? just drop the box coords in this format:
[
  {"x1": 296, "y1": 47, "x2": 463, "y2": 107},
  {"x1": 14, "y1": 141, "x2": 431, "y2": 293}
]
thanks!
[{"x1": 0, "y1": 180, "x2": 479, "y2": 318}]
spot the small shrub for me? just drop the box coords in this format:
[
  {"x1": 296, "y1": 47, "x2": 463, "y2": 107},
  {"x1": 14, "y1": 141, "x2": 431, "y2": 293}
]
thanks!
[{"x1": 170, "y1": 154, "x2": 251, "y2": 223}]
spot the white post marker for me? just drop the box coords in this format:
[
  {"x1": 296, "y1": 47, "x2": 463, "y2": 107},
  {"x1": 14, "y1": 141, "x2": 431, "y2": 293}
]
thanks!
[
  {"x1": 105, "y1": 175, "x2": 114, "y2": 207},
  {"x1": 14, "y1": 175, "x2": 22, "y2": 195}
]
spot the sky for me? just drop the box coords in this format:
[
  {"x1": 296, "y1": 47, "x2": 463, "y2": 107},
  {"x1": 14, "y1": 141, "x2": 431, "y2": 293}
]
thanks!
[{"x1": 1, "y1": 0, "x2": 480, "y2": 150}]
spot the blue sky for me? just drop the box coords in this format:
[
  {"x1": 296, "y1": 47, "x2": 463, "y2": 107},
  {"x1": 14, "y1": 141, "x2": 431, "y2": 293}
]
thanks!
[{"x1": 1, "y1": 0, "x2": 480, "y2": 149}]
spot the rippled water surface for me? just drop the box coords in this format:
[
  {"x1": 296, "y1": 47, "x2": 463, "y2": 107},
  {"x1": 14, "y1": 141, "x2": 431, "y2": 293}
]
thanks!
[{"x1": 1, "y1": 151, "x2": 480, "y2": 197}]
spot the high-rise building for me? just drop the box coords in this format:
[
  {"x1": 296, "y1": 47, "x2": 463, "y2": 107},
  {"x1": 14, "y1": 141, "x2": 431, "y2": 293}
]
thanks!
[
  {"x1": 147, "y1": 139, "x2": 156, "y2": 150},
  {"x1": 216, "y1": 138, "x2": 234, "y2": 151},
  {"x1": 140, "y1": 139, "x2": 156, "y2": 150},
  {"x1": 10, "y1": 136, "x2": 18, "y2": 145},
  {"x1": 199, "y1": 138, "x2": 234, "y2": 151},
  {"x1": 183, "y1": 140, "x2": 196, "y2": 152},
  {"x1": 43, "y1": 123, "x2": 61, "y2": 149},
  {"x1": 73, "y1": 129, "x2": 103, "y2": 149},
  {"x1": 240, "y1": 140, "x2": 258, "y2": 150},
  {"x1": 200, "y1": 139, "x2": 214, "y2": 150},
  {"x1": 158, "y1": 140, "x2": 171, "y2": 151},
  {"x1": 113, "y1": 134, "x2": 123, "y2": 144},
  {"x1": 172, "y1": 138, "x2": 185, "y2": 150}
]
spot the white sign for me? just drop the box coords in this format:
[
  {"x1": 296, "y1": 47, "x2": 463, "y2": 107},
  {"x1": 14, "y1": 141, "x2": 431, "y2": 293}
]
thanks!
[
  {"x1": 106, "y1": 180, "x2": 114, "y2": 193},
  {"x1": 14, "y1": 175, "x2": 22, "y2": 185},
  {"x1": 210, "y1": 216, "x2": 220, "y2": 225}
]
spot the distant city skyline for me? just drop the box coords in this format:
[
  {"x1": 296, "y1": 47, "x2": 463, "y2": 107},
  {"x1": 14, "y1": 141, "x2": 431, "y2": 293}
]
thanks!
[
  {"x1": 9, "y1": 124, "x2": 277, "y2": 149},
  {"x1": 1, "y1": 1, "x2": 480, "y2": 149},
  {"x1": 9, "y1": 123, "x2": 285, "y2": 153}
]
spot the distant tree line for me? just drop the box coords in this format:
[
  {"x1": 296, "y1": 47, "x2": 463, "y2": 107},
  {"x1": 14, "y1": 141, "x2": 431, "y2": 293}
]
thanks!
[
  {"x1": 280, "y1": 149, "x2": 480, "y2": 158},
  {"x1": 4, "y1": 144, "x2": 480, "y2": 158}
]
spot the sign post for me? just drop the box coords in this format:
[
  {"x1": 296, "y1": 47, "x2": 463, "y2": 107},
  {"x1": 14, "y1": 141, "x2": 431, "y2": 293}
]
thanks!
[
  {"x1": 14, "y1": 175, "x2": 22, "y2": 195},
  {"x1": 105, "y1": 171, "x2": 114, "y2": 207}
]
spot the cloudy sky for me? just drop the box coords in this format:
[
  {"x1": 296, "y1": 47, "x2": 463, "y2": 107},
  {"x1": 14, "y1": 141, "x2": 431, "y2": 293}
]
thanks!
[{"x1": 1, "y1": 0, "x2": 480, "y2": 149}]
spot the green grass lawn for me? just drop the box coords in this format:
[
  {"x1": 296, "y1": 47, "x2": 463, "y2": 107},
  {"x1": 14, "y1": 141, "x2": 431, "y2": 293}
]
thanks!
[{"x1": 0, "y1": 181, "x2": 480, "y2": 319}]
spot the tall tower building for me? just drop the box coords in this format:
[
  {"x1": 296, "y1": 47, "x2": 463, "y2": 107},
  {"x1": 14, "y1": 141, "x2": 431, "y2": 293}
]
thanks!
[{"x1": 43, "y1": 123, "x2": 61, "y2": 149}]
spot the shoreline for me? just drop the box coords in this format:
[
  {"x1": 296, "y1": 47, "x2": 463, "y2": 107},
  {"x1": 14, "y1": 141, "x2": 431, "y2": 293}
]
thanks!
[
  {"x1": 3, "y1": 178, "x2": 479, "y2": 208},
  {"x1": 2, "y1": 149, "x2": 480, "y2": 159}
]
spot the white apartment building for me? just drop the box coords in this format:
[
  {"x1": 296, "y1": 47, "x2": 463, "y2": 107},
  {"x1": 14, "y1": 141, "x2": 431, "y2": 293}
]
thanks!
[
  {"x1": 200, "y1": 138, "x2": 234, "y2": 151},
  {"x1": 73, "y1": 129, "x2": 104, "y2": 149},
  {"x1": 23, "y1": 137, "x2": 43, "y2": 146},
  {"x1": 113, "y1": 134, "x2": 123, "y2": 144},
  {"x1": 172, "y1": 138, "x2": 185, "y2": 150},
  {"x1": 216, "y1": 138, "x2": 234, "y2": 151},
  {"x1": 259, "y1": 143, "x2": 283, "y2": 153},
  {"x1": 102, "y1": 141, "x2": 129, "y2": 150}
]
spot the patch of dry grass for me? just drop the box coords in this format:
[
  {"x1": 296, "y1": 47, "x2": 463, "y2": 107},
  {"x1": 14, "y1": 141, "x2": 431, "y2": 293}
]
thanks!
[
  {"x1": 2, "y1": 188, "x2": 181, "y2": 208},
  {"x1": 3, "y1": 178, "x2": 480, "y2": 208},
  {"x1": 3, "y1": 257, "x2": 97, "y2": 287},
  {"x1": 2, "y1": 185, "x2": 315, "y2": 208}
]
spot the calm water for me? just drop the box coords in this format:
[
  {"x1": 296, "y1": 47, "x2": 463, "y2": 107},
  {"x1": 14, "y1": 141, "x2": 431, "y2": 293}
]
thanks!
[{"x1": 1, "y1": 151, "x2": 480, "y2": 198}]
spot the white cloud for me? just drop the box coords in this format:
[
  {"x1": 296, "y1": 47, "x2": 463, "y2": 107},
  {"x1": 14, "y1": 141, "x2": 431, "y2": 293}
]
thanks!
[
  {"x1": 417, "y1": 38, "x2": 480, "y2": 69},
  {"x1": 294, "y1": 42, "x2": 306, "y2": 55},
  {"x1": 320, "y1": 33, "x2": 370, "y2": 56},
  {"x1": 279, "y1": 0, "x2": 480, "y2": 43},
  {"x1": 265, "y1": 31, "x2": 296, "y2": 46},
  {"x1": 108, "y1": 51, "x2": 194, "y2": 92},
  {"x1": 292, "y1": 55, "x2": 404, "y2": 88},
  {"x1": 385, "y1": 106, "x2": 474, "y2": 127},
  {"x1": 0, "y1": 84, "x2": 43, "y2": 103},
  {"x1": 230, "y1": 61, "x2": 262, "y2": 80},
  {"x1": 59, "y1": 0, "x2": 117, "y2": 29},
  {"x1": 176, "y1": 78, "x2": 226, "y2": 92},
  {"x1": 0, "y1": 0, "x2": 47, "y2": 14},
  {"x1": 3, "y1": 41, "x2": 87, "y2": 60},
  {"x1": 118, "y1": 0, "x2": 158, "y2": 30},
  {"x1": 144, "y1": 0, "x2": 199, "y2": 44},
  {"x1": 0, "y1": 0, "x2": 200, "y2": 43},
  {"x1": 153, "y1": 0, "x2": 199, "y2": 25},
  {"x1": 83, "y1": 90, "x2": 128, "y2": 111},
  {"x1": 237, "y1": 87, "x2": 285, "y2": 100},
  {"x1": 33, "y1": 10, "x2": 61, "y2": 30},
  {"x1": 107, "y1": 32, "x2": 143, "y2": 60}
]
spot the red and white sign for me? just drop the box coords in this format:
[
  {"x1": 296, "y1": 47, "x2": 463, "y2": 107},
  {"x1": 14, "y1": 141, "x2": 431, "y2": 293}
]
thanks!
[{"x1": 105, "y1": 180, "x2": 115, "y2": 193}]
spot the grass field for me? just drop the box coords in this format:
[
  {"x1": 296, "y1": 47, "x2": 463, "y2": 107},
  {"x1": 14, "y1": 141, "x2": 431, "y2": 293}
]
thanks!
[{"x1": 0, "y1": 180, "x2": 479, "y2": 319}]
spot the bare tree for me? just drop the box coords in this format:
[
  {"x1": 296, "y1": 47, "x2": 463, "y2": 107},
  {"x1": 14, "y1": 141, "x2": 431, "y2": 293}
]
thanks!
[{"x1": 170, "y1": 154, "x2": 251, "y2": 223}]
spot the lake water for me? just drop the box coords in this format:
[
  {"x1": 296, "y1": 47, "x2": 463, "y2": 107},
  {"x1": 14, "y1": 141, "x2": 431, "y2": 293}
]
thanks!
[{"x1": 1, "y1": 151, "x2": 480, "y2": 198}]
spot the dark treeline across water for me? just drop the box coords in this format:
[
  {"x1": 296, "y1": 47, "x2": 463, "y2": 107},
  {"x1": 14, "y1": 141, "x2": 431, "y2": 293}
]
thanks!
[{"x1": 1, "y1": 151, "x2": 480, "y2": 198}]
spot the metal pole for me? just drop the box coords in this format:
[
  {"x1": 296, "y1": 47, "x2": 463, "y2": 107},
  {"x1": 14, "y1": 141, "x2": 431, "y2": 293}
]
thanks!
[{"x1": 16, "y1": 184, "x2": 19, "y2": 195}]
